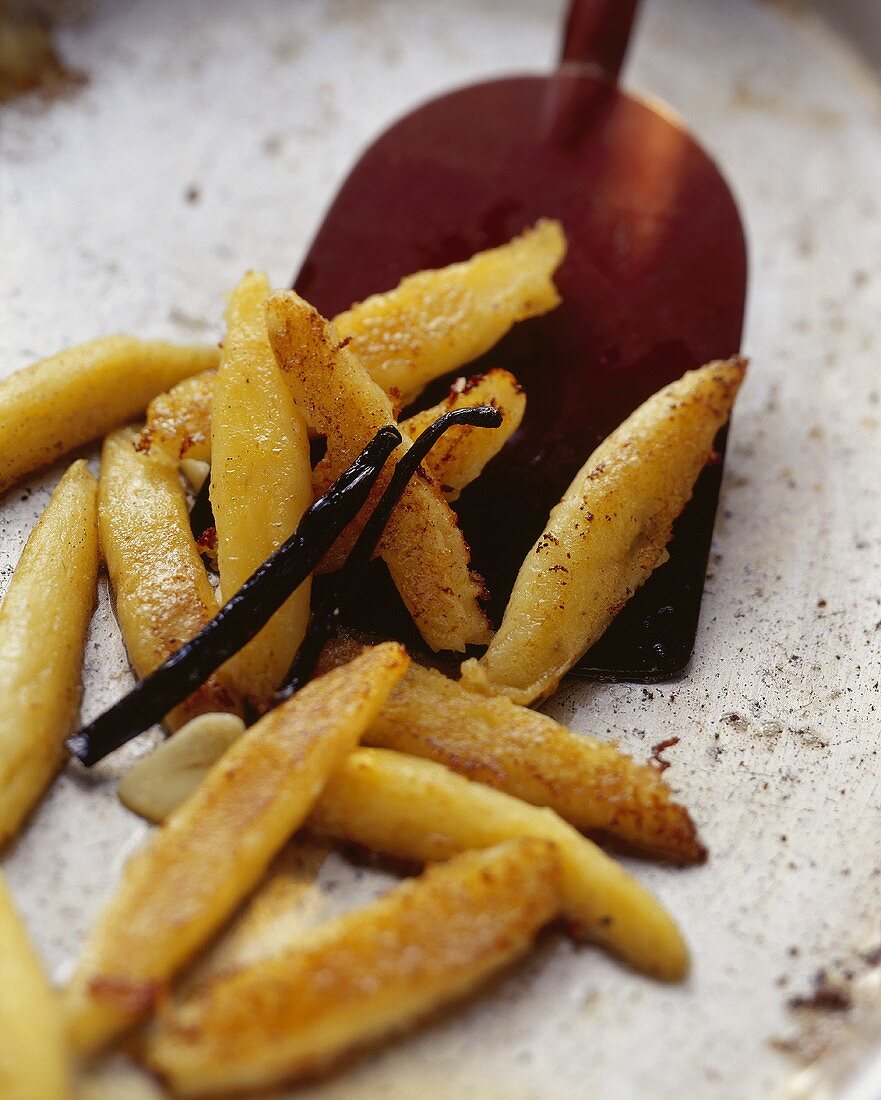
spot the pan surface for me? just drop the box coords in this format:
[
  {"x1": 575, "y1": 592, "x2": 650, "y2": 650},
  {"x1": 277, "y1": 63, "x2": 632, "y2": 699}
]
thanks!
[{"x1": 2, "y1": 2, "x2": 881, "y2": 1097}]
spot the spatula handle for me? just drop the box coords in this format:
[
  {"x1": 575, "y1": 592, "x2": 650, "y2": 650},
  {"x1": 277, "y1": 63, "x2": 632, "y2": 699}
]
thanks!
[{"x1": 560, "y1": 0, "x2": 640, "y2": 79}]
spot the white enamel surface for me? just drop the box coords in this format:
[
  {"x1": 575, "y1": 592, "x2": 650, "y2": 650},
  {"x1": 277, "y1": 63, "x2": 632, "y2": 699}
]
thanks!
[{"x1": 2, "y1": 2, "x2": 881, "y2": 1097}]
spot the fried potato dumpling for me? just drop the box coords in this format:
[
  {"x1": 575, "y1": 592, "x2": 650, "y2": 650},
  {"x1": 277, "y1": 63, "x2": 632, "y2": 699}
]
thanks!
[
  {"x1": 266, "y1": 291, "x2": 490, "y2": 652},
  {"x1": 147, "y1": 838, "x2": 562, "y2": 1095},
  {"x1": 0, "y1": 461, "x2": 99, "y2": 846},
  {"x1": 325, "y1": 644, "x2": 705, "y2": 863},
  {"x1": 0, "y1": 875, "x2": 68, "y2": 1100},
  {"x1": 462, "y1": 358, "x2": 747, "y2": 704},
  {"x1": 136, "y1": 369, "x2": 216, "y2": 463},
  {"x1": 311, "y1": 748, "x2": 688, "y2": 981},
  {"x1": 210, "y1": 272, "x2": 313, "y2": 709},
  {"x1": 62, "y1": 644, "x2": 408, "y2": 1055},
  {"x1": 400, "y1": 369, "x2": 526, "y2": 500},
  {"x1": 333, "y1": 219, "x2": 565, "y2": 405},
  {"x1": 0, "y1": 337, "x2": 218, "y2": 495},
  {"x1": 99, "y1": 427, "x2": 241, "y2": 729}
]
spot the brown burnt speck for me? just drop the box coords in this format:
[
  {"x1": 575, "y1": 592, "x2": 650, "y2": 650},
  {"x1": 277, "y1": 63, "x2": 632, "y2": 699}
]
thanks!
[
  {"x1": 134, "y1": 429, "x2": 154, "y2": 454},
  {"x1": 88, "y1": 975, "x2": 163, "y2": 1014},
  {"x1": 649, "y1": 737, "x2": 680, "y2": 772},
  {"x1": 788, "y1": 970, "x2": 852, "y2": 1013},
  {"x1": 534, "y1": 532, "x2": 560, "y2": 555}
]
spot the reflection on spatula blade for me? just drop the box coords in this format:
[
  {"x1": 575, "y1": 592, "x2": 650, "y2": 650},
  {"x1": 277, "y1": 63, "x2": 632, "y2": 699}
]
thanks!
[{"x1": 295, "y1": 0, "x2": 747, "y2": 682}]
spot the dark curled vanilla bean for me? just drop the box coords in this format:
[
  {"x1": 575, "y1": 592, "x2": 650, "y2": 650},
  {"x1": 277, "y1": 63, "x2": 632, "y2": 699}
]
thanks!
[
  {"x1": 66, "y1": 426, "x2": 402, "y2": 766},
  {"x1": 276, "y1": 404, "x2": 502, "y2": 701}
]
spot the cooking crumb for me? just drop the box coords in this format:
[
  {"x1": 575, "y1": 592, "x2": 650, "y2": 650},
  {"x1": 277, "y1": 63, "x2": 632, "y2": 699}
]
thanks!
[
  {"x1": 788, "y1": 970, "x2": 852, "y2": 1012},
  {"x1": 649, "y1": 736, "x2": 680, "y2": 771}
]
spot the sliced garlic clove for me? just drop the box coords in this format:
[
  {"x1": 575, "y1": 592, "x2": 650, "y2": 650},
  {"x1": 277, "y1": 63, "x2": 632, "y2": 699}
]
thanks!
[
  {"x1": 118, "y1": 712, "x2": 245, "y2": 823},
  {"x1": 76, "y1": 1058, "x2": 167, "y2": 1100}
]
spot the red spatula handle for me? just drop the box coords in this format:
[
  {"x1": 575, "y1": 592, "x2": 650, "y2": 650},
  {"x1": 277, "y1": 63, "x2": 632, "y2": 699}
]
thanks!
[{"x1": 560, "y1": 0, "x2": 640, "y2": 78}]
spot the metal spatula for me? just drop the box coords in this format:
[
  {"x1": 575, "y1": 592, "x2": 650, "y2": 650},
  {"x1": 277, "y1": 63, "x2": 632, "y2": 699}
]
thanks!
[{"x1": 294, "y1": 0, "x2": 747, "y2": 681}]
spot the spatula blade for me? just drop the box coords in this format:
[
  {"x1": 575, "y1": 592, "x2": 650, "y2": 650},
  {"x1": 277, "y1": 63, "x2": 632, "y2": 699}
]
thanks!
[{"x1": 296, "y1": 71, "x2": 746, "y2": 681}]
